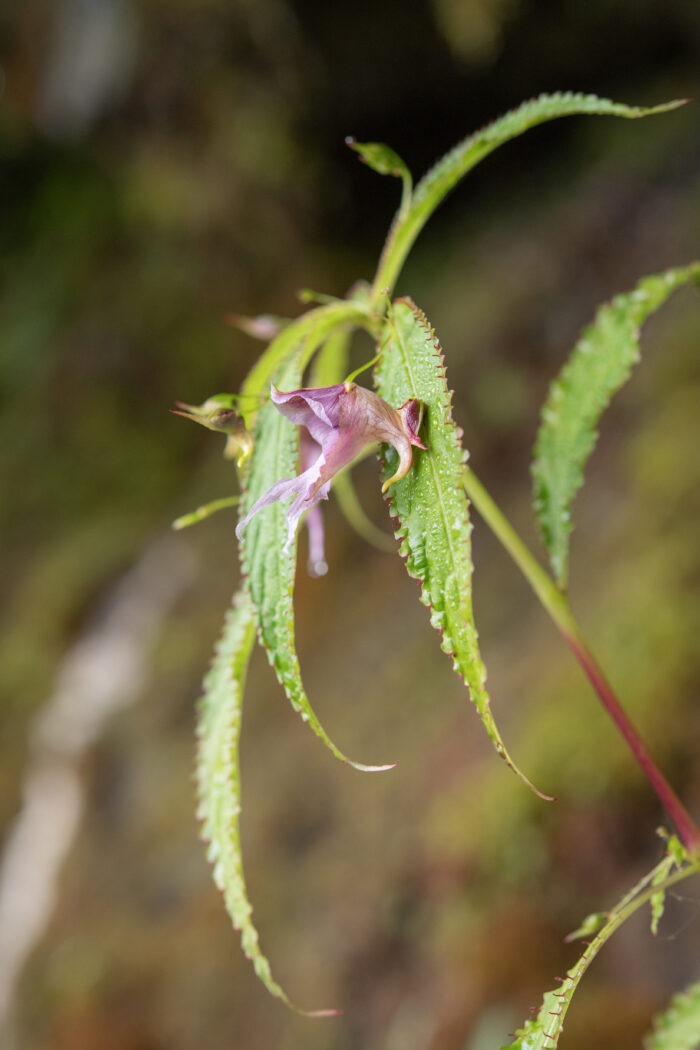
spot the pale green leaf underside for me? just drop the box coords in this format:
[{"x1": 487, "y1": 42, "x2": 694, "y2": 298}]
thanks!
[
  {"x1": 645, "y1": 981, "x2": 700, "y2": 1050},
  {"x1": 195, "y1": 590, "x2": 282, "y2": 999},
  {"x1": 533, "y1": 263, "x2": 700, "y2": 588},
  {"x1": 375, "y1": 298, "x2": 547, "y2": 797},
  {"x1": 240, "y1": 352, "x2": 391, "y2": 772},
  {"x1": 196, "y1": 588, "x2": 337, "y2": 1015},
  {"x1": 375, "y1": 93, "x2": 685, "y2": 296}
]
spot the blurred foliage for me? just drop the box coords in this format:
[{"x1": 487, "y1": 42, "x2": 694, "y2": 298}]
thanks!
[{"x1": 1, "y1": 1, "x2": 700, "y2": 1048}]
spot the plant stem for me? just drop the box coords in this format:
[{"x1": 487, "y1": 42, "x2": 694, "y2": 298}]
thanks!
[
  {"x1": 538, "y1": 855, "x2": 700, "y2": 1045},
  {"x1": 463, "y1": 467, "x2": 700, "y2": 853}
]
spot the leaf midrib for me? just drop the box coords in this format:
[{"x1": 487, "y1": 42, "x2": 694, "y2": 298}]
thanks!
[{"x1": 391, "y1": 310, "x2": 461, "y2": 586}]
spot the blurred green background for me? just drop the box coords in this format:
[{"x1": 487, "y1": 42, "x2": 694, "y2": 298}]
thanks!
[{"x1": 1, "y1": 2, "x2": 700, "y2": 1048}]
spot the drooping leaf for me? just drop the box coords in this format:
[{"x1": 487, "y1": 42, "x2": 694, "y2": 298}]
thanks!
[
  {"x1": 645, "y1": 980, "x2": 700, "y2": 1050},
  {"x1": 196, "y1": 589, "x2": 337, "y2": 1013},
  {"x1": 374, "y1": 93, "x2": 687, "y2": 297},
  {"x1": 650, "y1": 854, "x2": 674, "y2": 937},
  {"x1": 649, "y1": 834, "x2": 685, "y2": 936},
  {"x1": 240, "y1": 351, "x2": 393, "y2": 772},
  {"x1": 532, "y1": 263, "x2": 700, "y2": 588},
  {"x1": 375, "y1": 298, "x2": 549, "y2": 798}
]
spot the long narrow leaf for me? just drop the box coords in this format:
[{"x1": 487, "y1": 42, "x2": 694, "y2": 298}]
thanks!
[
  {"x1": 240, "y1": 352, "x2": 393, "y2": 772},
  {"x1": 374, "y1": 93, "x2": 686, "y2": 297},
  {"x1": 196, "y1": 589, "x2": 335, "y2": 1013},
  {"x1": 375, "y1": 298, "x2": 549, "y2": 797},
  {"x1": 533, "y1": 263, "x2": 700, "y2": 588}
]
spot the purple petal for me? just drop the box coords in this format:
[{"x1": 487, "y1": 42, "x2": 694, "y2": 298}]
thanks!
[
  {"x1": 236, "y1": 451, "x2": 331, "y2": 555},
  {"x1": 271, "y1": 384, "x2": 343, "y2": 446},
  {"x1": 235, "y1": 474, "x2": 304, "y2": 541},
  {"x1": 305, "y1": 504, "x2": 328, "y2": 577}
]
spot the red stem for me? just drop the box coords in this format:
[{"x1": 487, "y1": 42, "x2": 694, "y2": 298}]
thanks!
[{"x1": 564, "y1": 630, "x2": 700, "y2": 853}]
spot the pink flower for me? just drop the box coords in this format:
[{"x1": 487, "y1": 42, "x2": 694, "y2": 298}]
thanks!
[{"x1": 236, "y1": 382, "x2": 425, "y2": 564}]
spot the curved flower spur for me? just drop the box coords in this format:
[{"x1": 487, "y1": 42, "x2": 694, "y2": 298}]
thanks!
[{"x1": 236, "y1": 381, "x2": 426, "y2": 568}]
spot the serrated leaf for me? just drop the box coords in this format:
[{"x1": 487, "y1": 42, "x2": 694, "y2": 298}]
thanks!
[
  {"x1": 668, "y1": 834, "x2": 687, "y2": 868},
  {"x1": 196, "y1": 589, "x2": 338, "y2": 1015},
  {"x1": 649, "y1": 835, "x2": 686, "y2": 936},
  {"x1": 645, "y1": 980, "x2": 700, "y2": 1050},
  {"x1": 240, "y1": 351, "x2": 392, "y2": 772},
  {"x1": 532, "y1": 263, "x2": 700, "y2": 588},
  {"x1": 375, "y1": 298, "x2": 549, "y2": 798},
  {"x1": 374, "y1": 92, "x2": 686, "y2": 296},
  {"x1": 503, "y1": 908, "x2": 624, "y2": 1048}
]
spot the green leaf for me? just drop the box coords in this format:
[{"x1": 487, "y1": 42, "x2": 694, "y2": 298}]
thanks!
[
  {"x1": 195, "y1": 591, "x2": 263, "y2": 984},
  {"x1": 532, "y1": 263, "x2": 700, "y2": 588},
  {"x1": 240, "y1": 351, "x2": 393, "y2": 772},
  {"x1": 649, "y1": 834, "x2": 685, "y2": 936},
  {"x1": 346, "y1": 138, "x2": 411, "y2": 180},
  {"x1": 346, "y1": 137, "x2": 412, "y2": 216},
  {"x1": 645, "y1": 981, "x2": 700, "y2": 1050},
  {"x1": 372, "y1": 93, "x2": 687, "y2": 300},
  {"x1": 650, "y1": 855, "x2": 674, "y2": 937},
  {"x1": 196, "y1": 589, "x2": 330, "y2": 1013},
  {"x1": 375, "y1": 298, "x2": 549, "y2": 798}
]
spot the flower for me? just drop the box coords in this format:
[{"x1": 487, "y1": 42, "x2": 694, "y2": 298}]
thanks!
[
  {"x1": 172, "y1": 395, "x2": 254, "y2": 467},
  {"x1": 236, "y1": 381, "x2": 425, "y2": 561}
]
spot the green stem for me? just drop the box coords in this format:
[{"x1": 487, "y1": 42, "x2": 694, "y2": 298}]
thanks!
[
  {"x1": 541, "y1": 857, "x2": 700, "y2": 1045},
  {"x1": 463, "y1": 467, "x2": 700, "y2": 854}
]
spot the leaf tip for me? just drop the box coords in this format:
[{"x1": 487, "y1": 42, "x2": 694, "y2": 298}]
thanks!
[{"x1": 351, "y1": 761, "x2": 398, "y2": 773}]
